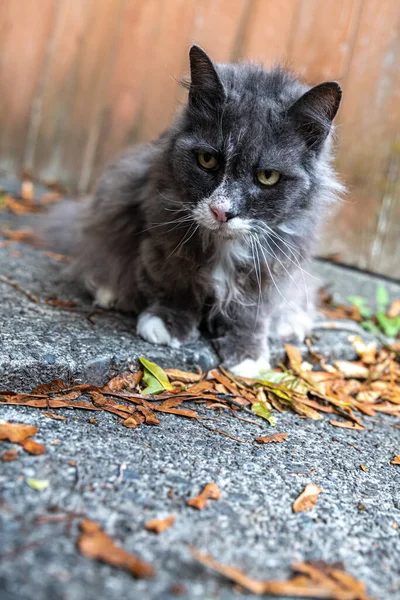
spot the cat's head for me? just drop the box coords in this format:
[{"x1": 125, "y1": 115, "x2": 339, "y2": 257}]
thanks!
[{"x1": 168, "y1": 46, "x2": 342, "y2": 242}]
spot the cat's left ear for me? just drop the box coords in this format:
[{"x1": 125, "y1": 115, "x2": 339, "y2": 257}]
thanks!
[
  {"x1": 288, "y1": 82, "x2": 342, "y2": 150},
  {"x1": 188, "y1": 45, "x2": 225, "y2": 111}
]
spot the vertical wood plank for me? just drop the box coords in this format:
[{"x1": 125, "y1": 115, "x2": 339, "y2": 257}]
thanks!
[
  {"x1": 30, "y1": 0, "x2": 122, "y2": 189},
  {"x1": 136, "y1": 0, "x2": 197, "y2": 142},
  {"x1": 90, "y1": 0, "x2": 161, "y2": 182},
  {"x1": 320, "y1": 0, "x2": 400, "y2": 276},
  {"x1": 238, "y1": 0, "x2": 298, "y2": 66},
  {"x1": 0, "y1": 0, "x2": 56, "y2": 173},
  {"x1": 191, "y1": 0, "x2": 249, "y2": 62},
  {"x1": 289, "y1": 0, "x2": 362, "y2": 82}
]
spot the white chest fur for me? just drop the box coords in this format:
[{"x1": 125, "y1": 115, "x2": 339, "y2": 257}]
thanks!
[{"x1": 211, "y1": 239, "x2": 252, "y2": 310}]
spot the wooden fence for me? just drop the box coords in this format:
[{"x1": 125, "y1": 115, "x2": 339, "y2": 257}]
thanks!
[{"x1": 0, "y1": 0, "x2": 399, "y2": 277}]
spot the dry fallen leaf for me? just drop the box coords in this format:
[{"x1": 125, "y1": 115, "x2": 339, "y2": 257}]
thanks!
[
  {"x1": 333, "y1": 361, "x2": 369, "y2": 379},
  {"x1": 78, "y1": 519, "x2": 154, "y2": 578},
  {"x1": 164, "y1": 368, "x2": 201, "y2": 383},
  {"x1": 0, "y1": 422, "x2": 38, "y2": 443},
  {"x1": 360, "y1": 465, "x2": 368, "y2": 472},
  {"x1": 293, "y1": 484, "x2": 322, "y2": 513},
  {"x1": 329, "y1": 420, "x2": 365, "y2": 431},
  {"x1": 390, "y1": 456, "x2": 400, "y2": 465},
  {"x1": 387, "y1": 299, "x2": 400, "y2": 318},
  {"x1": 349, "y1": 336, "x2": 377, "y2": 365},
  {"x1": 255, "y1": 433, "x2": 288, "y2": 444},
  {"x1": 1, "y1": 448, "x2": 19, "y2": 462},
  {"x1": 145, "y1": 515, "x2": 176, "y2": 534},
  {"x1": 21, "y1": 180, "x2": 34, "y2": 202},
  {"x1": 43, "y1": 411, "x2": 67, "y2": 421},
  {"x1": 19, "y1": 438, "x2": 46, "y2": 455},
  {"x1": 191, "y1": 549, "x2": 373, "y2": 599},
  {"x1": 187, "y1": 483, "x2": 221, "y2": 510}
]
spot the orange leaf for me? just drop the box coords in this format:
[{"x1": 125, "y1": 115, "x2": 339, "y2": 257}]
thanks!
[
  {"x1": 293, "y1": 484, "x2": 322, "y2": 513},
  {"x1": 329, "y1": 420, "x2": 365, "y2": 431},
  {"x1": 77, "y1": 520, "x2": 154, "y2": 578},
  {"x1": 255, "y1": 433, "x2": 288, "y2": 444},
  {"x1": 164, "y1": 369, "x2": 201, "y2": 383},
  {"x1": 19, "y1": 438, "x2": 46, "y2": 455},
  {"x1": 391, "y1": 456, "x2": 400, "y2": 465},
  {"x1": 145, "y1": 515, "x2": 176, "y2": 534},
  {"x1": 1, "y1": 449, "x2": 19, "y2": 462},
  {"x1": 191, "y1": 549, "x2": 372, "y2": 599},
  {"x1": 0, "y1": 423, "x2": 38, "y2": 443},
  {"x1": 187, "y1": 483, "x2": 221, "y2": 510}
]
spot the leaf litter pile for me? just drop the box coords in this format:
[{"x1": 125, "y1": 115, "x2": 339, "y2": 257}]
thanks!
[{"x1": 1, "y1": 342, "x2": 400, "y2": 440}]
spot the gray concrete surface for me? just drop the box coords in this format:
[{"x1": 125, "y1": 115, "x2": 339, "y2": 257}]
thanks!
[{"x1": 1, "y1": 205, "x2": 400, "y2": 600}]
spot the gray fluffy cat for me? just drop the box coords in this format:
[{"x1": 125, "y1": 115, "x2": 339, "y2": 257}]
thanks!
[{"x1": 44, "y1": 45, "x2": 343, "y2": 377}]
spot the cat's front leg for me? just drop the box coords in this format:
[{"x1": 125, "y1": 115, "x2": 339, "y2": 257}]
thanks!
[
  {"x1": 213, "y1": 313, "x2": 270, "y2": 377},
  {"x1": 137, "y1": 304, "x2": 200, "y2": 349}
]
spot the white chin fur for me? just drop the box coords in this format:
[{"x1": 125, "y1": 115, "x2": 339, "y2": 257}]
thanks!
[
  {"x1": 276, "y1": 311, "x2": 313, "y2": 342},
  {"x1": 230, "y1": 355, "x2": 271, "y2": 378},
  {"x1": 136, "y1": 313, "x2": 181, "y2": 348}
]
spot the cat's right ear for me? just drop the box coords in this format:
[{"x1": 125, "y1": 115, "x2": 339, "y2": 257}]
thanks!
[{"x1": 188, "y1": 45, "x2": 225, "y2": 111}]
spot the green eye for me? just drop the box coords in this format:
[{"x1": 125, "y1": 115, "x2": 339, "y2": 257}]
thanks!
[
  {"x1": 197, "y1": 151, "x2": 218, "y2": 170},
  {"x1": 256, "y1": 170, "x2": 280, "y2": 186}
]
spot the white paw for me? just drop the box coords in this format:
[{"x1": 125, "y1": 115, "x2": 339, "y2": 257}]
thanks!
[
  {"x1": 230, "y1": 355, "x2": 271, "y2": 378},
  {"x1": 276, "y1": 311, "x2": 313, "y2": 342},
  {"x1": 94, "y1": 287, "x2": 116, "y2": 309},
  {"x1": 136, "y1": 313, "x2": 181, "y2": 348}
]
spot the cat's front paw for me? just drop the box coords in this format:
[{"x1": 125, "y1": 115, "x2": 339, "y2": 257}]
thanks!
[
  {"x1": 136, "y1": 311, "x2": 199, "y2": 348},
  {"x1": 274, "y1": 310, "x2": 313, "y2": 342},
  {"x1": 230, "y1": 355, "x2": 271, "y2": 377},
  {"x1": 136, "y1": 313, "x2": 181, "y2": 348}
]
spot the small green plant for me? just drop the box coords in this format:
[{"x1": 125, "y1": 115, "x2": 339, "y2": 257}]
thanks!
[{"x1": 348, "y1": 285, "x2": 400, "y2": 338}]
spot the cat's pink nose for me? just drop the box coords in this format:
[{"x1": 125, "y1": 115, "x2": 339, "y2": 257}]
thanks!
[{"x1": 210, "y1": 206, "x2": 227, "y2": 223}]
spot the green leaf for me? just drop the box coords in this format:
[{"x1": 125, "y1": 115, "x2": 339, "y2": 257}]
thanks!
[
  {"x1": 360, "y1": 320, "x2": 382, "y2": 336},
  {"x1": 258, "y1": 369, "x2": 308, "y2": 395},
  {"x1": 139, "y1": 357, "x2": 174, "y2": 395},
  {"x1": 376, "y1": 312, "x2": 400, "y2": 337},
  {"x1": 376, "y1": 285, "x2": 390, "y2": 312},
  {"x1": 252, "y1": 402, "x2": 276, "y2": 426},
  {"x1": 26, "y1": 478, "x2": 49, "y2": 491},
  {"x1": 347, "y1": 295, "x2": 372, "y2": 319}
]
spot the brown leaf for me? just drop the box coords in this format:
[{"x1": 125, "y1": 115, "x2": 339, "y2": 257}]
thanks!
[
  {"x1": 136, "y1": 404, "x2": 160, "y2": 425},
  {"x1": 104, "y1": 371, "x2": 143, "y2": 392},
  {"x1": 1, "y1": 449, "x2": 19, "y2": 462},
  {"x1": 45, "y1": 296, "x2": 78, "y2": 308},
  {"x1": 164, "y1": 369, "x2": 201, "y2": 383},
  {"x1": 333, "y1": 361, "x2": 369, "y2": 379},
  {"x1": 44, "y1": 250, "x2": 72, "y2": 263},
  {"x1": 391, "y1": 456, "x2": 400, "y2": 465},
  {"x1": 255, "y1": 433, "x2": 288, "y2": 444},
  {"x1": 2, "y1": 228, "x2": 41, "y2": 246},
  {"x1": 387, "y1": 299, "x2": 400, "y2": 318},
  {"x1": 187, "y1": 380, "x2": 214, "y2": 394},
  {"x1": 349, "y1": 336, "x2": 377, "y2": 365},
  {"x1": 187, "y1": 483, "x2": 221, "y2": 510},
  {"x1": 293, "y1": 484, "x2": 322, "y2": 513},
  {"x1": 0, "y1": 423, "x2": 38, "y2": 443},
  {"x1": 43, "y1": 411, "x2": 68, "y2": 421},
  {"x1": 329, "y1": 420, "x2": 365, "y2": 431},
  {"x1": 191, "y1": 549, "x2": 372, "y2": 599},
  {"x1": 360, "y1": 465, "x2": 368, "y2": 472},
  {"x1": 77, "y1": 519, "x2": 154, "y2": 578},
  {"x1": 19, "y1": 438, "x2": 46, "y2": 455},
  {"x1": 31, "y1": 378, "x2": 69, "y2": 394},
  {"x1": 285, "y1": 344, "x2": 303, "y2": 373},
  {"x1": 145, "y1": 515, "x2": 176, "y2": 534}
]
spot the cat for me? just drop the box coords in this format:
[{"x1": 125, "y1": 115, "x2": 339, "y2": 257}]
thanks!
[{"x1": 43, "y1": 45, "x2": 344, "y2": 377}]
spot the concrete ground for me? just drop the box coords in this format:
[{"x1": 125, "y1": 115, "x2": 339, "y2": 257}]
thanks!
[{"x1": 0, "y1": 202, "x2": 400, "y2": 600}]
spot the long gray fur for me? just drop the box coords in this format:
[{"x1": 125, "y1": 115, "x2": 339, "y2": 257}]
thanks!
[{"x1": 42, "y1": 45, "x2": 344, "y2": 375}]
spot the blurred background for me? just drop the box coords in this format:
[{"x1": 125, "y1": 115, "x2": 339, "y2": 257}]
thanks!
[{"x1": 0, "y1": 0, "x2": 399, "y2": 277}]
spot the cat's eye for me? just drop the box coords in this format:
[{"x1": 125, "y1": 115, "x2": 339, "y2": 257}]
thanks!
[
  {"x1": 197, "y1": 151, "x2": 219, "y2": 170},
  {"x1": 256, "y1": 170, "x2": 281, "y2": 186}
]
